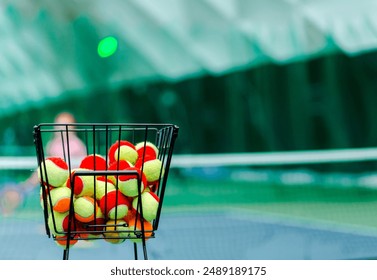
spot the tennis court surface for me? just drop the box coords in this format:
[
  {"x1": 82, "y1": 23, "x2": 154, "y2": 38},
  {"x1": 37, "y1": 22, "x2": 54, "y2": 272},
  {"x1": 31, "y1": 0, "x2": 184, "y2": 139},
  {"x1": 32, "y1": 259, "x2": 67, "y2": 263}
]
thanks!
[{"x1": 2, "y1": 153, "x2": 377, "y2": 260}]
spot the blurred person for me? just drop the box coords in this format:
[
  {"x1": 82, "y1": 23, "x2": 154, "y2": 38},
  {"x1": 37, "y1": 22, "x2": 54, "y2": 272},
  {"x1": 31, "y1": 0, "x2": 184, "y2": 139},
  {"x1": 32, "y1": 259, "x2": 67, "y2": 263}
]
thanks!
[{"x1": 0, "y1": 111, "x2": 87, "y2": 216}]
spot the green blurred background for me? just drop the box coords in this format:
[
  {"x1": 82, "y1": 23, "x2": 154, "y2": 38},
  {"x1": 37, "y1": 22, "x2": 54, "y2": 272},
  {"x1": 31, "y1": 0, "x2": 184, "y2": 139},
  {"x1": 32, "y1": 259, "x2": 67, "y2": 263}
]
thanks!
[
  {"x1": 1, "y1": 0, "x2": 377, "y2": 156},
  {"x1": 1, "y1": 0, "x2": 377, "y2": 260}
]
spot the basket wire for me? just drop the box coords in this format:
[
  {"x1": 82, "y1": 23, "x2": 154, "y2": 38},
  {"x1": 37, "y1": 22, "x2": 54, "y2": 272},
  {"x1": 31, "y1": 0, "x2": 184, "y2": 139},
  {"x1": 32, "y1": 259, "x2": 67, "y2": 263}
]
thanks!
[{"x1": 33, "y1": 123, "x2": 179, "y2": 260}]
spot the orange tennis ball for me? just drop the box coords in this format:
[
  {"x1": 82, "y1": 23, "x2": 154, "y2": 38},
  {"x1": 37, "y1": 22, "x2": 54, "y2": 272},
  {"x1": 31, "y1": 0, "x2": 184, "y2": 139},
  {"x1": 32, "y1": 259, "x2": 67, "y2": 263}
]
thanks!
[
  {"x1": 74, "y1": 196, "x2": 100, "y2": 223},
  {"x1": 49, "y1": 186, "x2": 72, "y2": 213},
  {"x1": 79, "y1": 154, "x2": 107, "y2": 170},
  {"x1": 99, "y1": 190, "x2": 130, "y2": 220},
  {"x1": 55, "y1": 234, "x2": 79, "y2": 248},
  {"x1": 38, "y1": 157, "x2": 69, "y2": 187},
  {"x1": 127, "y1": 216, "x2": 154, "y2": 243},
  {"x1": 108, "y1": 140, "x2": 138, "y2": 165},
  {"x1": 132, "y1": 191, "x2": 160, "y2": 222}
]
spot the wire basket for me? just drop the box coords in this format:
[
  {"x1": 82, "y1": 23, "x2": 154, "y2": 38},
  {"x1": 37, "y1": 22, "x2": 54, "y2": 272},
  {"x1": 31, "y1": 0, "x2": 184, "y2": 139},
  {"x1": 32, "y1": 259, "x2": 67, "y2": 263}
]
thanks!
[{"x1": 33, "y1": 123, "x2": 179, "y2": 260}]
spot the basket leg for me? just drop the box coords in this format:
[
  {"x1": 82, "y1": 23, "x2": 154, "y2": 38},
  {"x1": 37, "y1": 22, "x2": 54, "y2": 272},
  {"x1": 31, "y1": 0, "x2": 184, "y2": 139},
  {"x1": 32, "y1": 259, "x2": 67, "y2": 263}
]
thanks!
[
  {"x1": 133, "y1": 242, "x2": 149, "y2": 260},
  {"x1": 63, "y1": 249, "x2": 69, "y2": 260},
  {"x1": 133, "y1": 243, "x2": 138, "y2": 260}
]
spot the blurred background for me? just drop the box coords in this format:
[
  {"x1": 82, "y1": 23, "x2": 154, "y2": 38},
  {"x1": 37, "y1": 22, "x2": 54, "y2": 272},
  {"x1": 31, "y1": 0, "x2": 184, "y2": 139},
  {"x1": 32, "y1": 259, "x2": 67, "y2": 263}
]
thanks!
[{"x1": 1, "y1": 0, "x2": 377, "y2": 260}]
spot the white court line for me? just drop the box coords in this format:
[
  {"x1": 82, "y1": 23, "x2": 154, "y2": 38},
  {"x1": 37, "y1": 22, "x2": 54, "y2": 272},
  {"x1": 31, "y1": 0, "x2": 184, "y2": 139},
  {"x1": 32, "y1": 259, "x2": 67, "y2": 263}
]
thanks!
[{"x1": 1, "y1": 147, "x2": 377, "y2": 170}]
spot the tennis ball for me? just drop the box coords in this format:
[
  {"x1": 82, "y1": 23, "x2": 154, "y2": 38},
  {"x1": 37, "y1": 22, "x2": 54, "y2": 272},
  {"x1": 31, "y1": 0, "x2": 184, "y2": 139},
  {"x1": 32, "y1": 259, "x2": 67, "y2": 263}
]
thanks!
[
  {"x1": 48, "y1": 211, "x2": 75, "y2": 236},
  {"x1": 123, "y1": 208, "x2": 137, "y2": 224},
  {"x1": 108, "y1": 140, "x2": 138, "y2": 165},
  {"x1": 77, "y1": 209, "x2": 106, "y2": 238},
  {"x1": 49, "y1": 186, "x2": 72, "y2": 213},
  {"x1": 132, "y1": 191, "x2": 160, "y2": 222},
  {"x1": 136, "y1": 158, "x2": 164, "y2": 184},
  {"x1": 93, "y1": 176, "x2": 116, "y2": 201},
  {"x1": 107, "y1": 160, "x2": 132, "y2": 186},
  {"x1": 117, "y1": 167, "x2": 147, "y2": 197},
  {"x1": 103, "y1": 219, "x2": 128, "y2": 244},
  {"x1": 99, "y1": 190, "x2": 130, "y2": 220},
  {"x1": 135, "y1": 141, "x2": 159, "y2": 160},
  {"x1": 38, "y1": 157, "x2": 69, "y2": 187},
  {"x1": 74, "y1": 196, "x2": 100, "y2": 223},
  {"x1": 127, "y1": 216, "x2": 154, "y2": 243},
  {"x1": 55, "y1": 234, "x2": 78, "y2": 248},
  {"x1": 40, "y1": 185, "x2": 52, "y2": 211},
  {"x1": 66, "y1": 169, "x2": 95, "y2": 197},
  {"x1": 79, "y1": 154, "x2": 107, "y2": 170}
]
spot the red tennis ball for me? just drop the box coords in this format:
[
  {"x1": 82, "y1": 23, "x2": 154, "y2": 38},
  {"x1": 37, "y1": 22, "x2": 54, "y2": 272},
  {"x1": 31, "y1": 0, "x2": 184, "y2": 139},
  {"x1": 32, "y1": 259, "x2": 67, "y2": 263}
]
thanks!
[
  {"x1": 108, "y1": 140, "x2": 138, "y2": 165},
  {"x1": 38, "y1": 157, "x2": 69, "y2": 187},
  {"x1": 117, "y1": 167, "x2": 147, "y2": 197},
  {"x1": 107, "y1": 160, "x2": 132, "y2": 185},
  {"x1": 135, "y1": 158, "x2": 164, "y2": 185},
  {"x1": 135, "y1": 141, "x2": 159, "y2": 161},
  {"x1": 79, "y1": 154, "x2": 107, "y2": 170},
  {"x1": 99, "y1": 190, "x2": 130, "y2": 220},
  {"x1": 66, "y1": 168, "x2": 95, "y2": 197},
  {"x1": 48, "y1": 211, "x2": 76, "y2": 236},
  {"x1": 132, "y1": 191, "x2": 160, "y2": 222}
]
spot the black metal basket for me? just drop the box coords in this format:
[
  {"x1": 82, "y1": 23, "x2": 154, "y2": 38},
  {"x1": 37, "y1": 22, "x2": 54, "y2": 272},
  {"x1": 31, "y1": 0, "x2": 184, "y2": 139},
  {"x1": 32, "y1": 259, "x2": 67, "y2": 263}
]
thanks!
[{"x1": 33, "y1": 123, "x2": 179, "y2": 260}]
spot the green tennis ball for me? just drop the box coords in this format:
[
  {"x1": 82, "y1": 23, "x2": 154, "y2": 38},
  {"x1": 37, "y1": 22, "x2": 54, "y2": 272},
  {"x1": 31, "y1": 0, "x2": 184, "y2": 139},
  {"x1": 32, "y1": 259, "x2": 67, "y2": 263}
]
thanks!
[
  {"x1": 103, "y1": 219, "x2": 128, "y2": 244},
  {"x1": 132, "y1": 191, "x2": 160, "y2": 222},
  {"x1": 49, "y1": 186, "x2": 72, "y2": 213},
  {"x1": 38, "y1": 157, "x2": 69, "y2": 187}
]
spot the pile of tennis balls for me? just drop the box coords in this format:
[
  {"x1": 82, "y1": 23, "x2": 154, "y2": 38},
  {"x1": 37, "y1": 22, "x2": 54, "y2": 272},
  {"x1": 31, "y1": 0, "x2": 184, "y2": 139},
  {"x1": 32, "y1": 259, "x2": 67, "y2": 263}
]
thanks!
[{"x1": 38, "y1": 140, "x2": 164, "y2": 247}]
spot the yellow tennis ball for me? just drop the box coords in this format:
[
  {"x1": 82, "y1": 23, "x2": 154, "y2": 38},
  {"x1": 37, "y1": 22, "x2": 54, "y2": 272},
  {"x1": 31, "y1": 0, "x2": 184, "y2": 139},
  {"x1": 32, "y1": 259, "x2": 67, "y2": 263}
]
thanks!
[
  {"x1": 74, "y1": 196, "x2": 99, "y2": 223},
  {"x1": 38, "y1": 157, "x2": 69, "y2": 187},
  {"x1": 132, "y1": 191, "x2": 160, "y2": 222},
  {"x1": 103, "y1": 219, "x2": 128, "y2": 244},
  {"x1": 49, "y1": 186, "x2": 72, "y2": 213}
]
